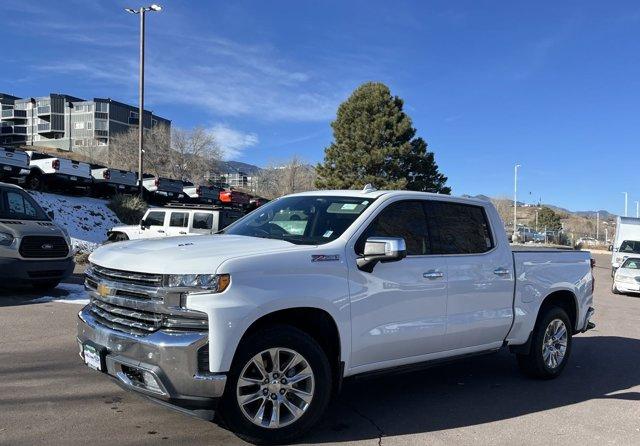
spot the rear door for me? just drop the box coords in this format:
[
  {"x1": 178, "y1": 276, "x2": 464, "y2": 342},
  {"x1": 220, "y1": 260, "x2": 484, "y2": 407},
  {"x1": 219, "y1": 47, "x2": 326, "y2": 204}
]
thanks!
[
  {"x1": 428, "y1": 200, "x2": 514, "y2": 350},
  {"x1": 166, "y1": 211, "x2": 189, "y2": 236}
]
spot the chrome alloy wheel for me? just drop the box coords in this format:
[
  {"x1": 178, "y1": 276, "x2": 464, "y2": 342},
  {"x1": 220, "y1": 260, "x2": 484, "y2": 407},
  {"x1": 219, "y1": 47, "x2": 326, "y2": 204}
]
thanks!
[
  {"x1": 542, "y1": 318, "x2": 568, "y2": 369},
  {"x1": 236, "y1": 348, "x2": 315, "y2": 429}
]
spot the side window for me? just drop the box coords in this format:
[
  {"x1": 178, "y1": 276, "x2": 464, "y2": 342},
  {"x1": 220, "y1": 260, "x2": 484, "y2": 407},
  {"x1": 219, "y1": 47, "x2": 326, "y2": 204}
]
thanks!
[
  {"x1": 430, "y1": 202, "x2": 494, "y2": 254},
  {"x1": 169, "y1": 212, "x2": 189, "y2": 227},
  {"x1": 6, "y1": 191, "x2": 37, "y2": 218},
  {"x1": 193, "y1": 212, "x2": 213, "y2": 230},
  {"x1": 145, "y1": 211, "x2": 165, "y2": 226},
  {"x1": 357, "y1": 201, "x2": 431, "y2": 256}
]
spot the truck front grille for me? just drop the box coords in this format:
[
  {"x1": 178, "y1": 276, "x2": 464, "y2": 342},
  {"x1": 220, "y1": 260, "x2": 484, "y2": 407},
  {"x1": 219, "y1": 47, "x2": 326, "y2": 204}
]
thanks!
[
  {"x1": 90, "y1": 264, "x2": 163, "y2": 287},
  {"x1": 90, "y1": 300, "x2": 162, "y2": 336},
  {"x1": 19, "y1": 236, "x2": 69, "y2": 258}
]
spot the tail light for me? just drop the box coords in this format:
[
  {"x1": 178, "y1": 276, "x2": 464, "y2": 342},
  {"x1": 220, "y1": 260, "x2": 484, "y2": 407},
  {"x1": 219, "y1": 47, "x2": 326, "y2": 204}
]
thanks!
[
  {"x1": 219, "y1": 191, "x2": 231, "y2": 202},
  {"x1": 154, "y1": 178, "x2": 160, "y2": 187},
  {"x1": 103, "y1": 169, "x2": 111, "y2": 180},
  {"x1": 52, "y1": 159, "x2": 60, "y2": 170}
]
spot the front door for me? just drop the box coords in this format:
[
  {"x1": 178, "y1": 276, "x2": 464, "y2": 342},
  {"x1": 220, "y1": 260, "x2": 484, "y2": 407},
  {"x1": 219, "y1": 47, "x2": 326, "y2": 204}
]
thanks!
[
  {"x1": 348, "y1": 200, "x2": 448, "y2": 369},
  {"x1": 144, "y1": 210, "x2": 168, "y2": 237}
]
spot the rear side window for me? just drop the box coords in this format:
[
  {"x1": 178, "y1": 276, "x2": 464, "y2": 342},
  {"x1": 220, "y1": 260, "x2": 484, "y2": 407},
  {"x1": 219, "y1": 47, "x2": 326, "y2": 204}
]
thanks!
[
  {"x1": 193, "y1": 212, "x2": 213, "y2": 230},
  {"x1": 145, "y1": 211, "x2": 165, "y2": 226},
  {"x1": 429, "y1": 202, "x2": 493, "y2": 254},
  {"x1": 357, "y1": 200, "x2": 431, "y2": 256},
  {"x1": 169, "y1": 212, "x2": 189, "y2": 227},
  {"x1": 219, "y1": 211, "x2": 241, "y2": 230}
]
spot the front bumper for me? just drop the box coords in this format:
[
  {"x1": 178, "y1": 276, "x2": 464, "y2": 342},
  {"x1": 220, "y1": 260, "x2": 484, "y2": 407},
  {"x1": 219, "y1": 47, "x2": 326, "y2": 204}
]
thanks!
[
  {"x1": 0, "y1": 256, "x2": 74, "y2": 284},
  {"x1": 77, "y1": 306, "x2": 226, "y2": 413}
]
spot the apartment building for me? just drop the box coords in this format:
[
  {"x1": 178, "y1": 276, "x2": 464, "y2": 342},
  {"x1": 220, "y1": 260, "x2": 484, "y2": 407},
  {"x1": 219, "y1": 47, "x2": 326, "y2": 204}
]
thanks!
[
  {"x1": 0, "y1": 93, "x2": 170, "y2": 161},
  {"x1": 210, "y1": 171, "x2": 254, "y2": 190}
]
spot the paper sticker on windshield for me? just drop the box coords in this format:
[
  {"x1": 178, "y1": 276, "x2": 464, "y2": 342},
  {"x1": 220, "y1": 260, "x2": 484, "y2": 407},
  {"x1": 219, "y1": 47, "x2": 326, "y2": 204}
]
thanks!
[
  {"x1": 323, "y1": 230, "x2": 333, "y2": 238},
  {"x1": 341, "y1": 203, "x2": 358, "y2": 210}
]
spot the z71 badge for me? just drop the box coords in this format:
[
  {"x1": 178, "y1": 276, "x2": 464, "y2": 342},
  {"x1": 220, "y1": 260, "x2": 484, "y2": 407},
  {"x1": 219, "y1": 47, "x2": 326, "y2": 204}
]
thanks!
[{"x1": 311, "y1": 254, "x2": 340, "y2": 262}]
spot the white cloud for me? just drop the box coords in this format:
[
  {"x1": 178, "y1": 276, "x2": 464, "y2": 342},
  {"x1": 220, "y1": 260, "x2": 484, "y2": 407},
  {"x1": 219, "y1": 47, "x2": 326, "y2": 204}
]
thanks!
[{"x1": 210, "y1": 124, "x2": 259, "y2": 159}]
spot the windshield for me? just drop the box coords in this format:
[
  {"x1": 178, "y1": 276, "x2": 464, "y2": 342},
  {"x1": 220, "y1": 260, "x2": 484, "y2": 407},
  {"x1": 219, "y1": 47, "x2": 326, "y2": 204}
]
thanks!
[
  {"x1": 621, "y1": 258, "x2": 640, "y2": 269},
  {"x1": 0, "y1": 188, "x2": 49, "y2": 221},
  {"x1": 224, "y1": 195, "x2": 374, "y2": 245},
  {"x1": 619, "y1": 240, "x2": 640, "y2": 254}
]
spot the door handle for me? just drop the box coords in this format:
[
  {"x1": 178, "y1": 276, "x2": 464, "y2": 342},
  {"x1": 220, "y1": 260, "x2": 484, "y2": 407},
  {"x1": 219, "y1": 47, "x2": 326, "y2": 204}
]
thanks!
[
  {"x1": 423, "y1": 270, "x2": 444, "y2": 279},
  {"x1": 493, "y1": 267, "x2": 510, "y2": 276},
  {"x1": 157, "y1": 230, "x2": 165, "y2": 233},
  {"x1": 179, "y1": 231, "x2": 187, "y2": 235}
]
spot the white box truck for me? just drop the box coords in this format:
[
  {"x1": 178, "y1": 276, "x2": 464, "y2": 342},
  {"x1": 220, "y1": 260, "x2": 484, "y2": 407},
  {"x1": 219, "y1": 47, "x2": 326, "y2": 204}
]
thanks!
[{"x1": 611, "y1": 216, "x2": 640, "y2": 276}]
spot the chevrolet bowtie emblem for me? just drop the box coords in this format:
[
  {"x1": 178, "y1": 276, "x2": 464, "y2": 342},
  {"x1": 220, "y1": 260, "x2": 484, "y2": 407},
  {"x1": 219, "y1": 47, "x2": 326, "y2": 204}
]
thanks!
[{"x1": 97, "y1": 283, "x2": 110, "y2": 297}]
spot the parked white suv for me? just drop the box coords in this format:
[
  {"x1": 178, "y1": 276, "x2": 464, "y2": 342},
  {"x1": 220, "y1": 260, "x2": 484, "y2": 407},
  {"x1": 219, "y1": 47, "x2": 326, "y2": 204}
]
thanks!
[
  {"x1": 78, "y1": 189, "x2": 595, "y2": 444},
  {"x1": 106, "y1": 205, "x2": 243, "y2": 241}
]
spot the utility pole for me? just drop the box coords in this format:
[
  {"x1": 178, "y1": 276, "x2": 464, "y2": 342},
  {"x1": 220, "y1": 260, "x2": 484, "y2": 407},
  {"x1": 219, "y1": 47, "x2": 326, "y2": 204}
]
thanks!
[
  {"x1": 125, "y1": 4, "x2": 162, "y2": 196},
  {"x1": 596, "y1": 212, "x2": 599, "y2": 241},
  {"x1": 636, "y1": 201, "x2": 639, "y2": 218},
  {"x1": 623, "y1": 192, "x2": 628, "y2": 217},
  {"x1": 513, "y1": 164, "x2": 521, "y2": 238}
]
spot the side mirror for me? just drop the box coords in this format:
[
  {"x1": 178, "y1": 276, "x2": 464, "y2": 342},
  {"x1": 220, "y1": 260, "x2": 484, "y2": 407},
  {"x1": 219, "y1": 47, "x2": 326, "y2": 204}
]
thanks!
[
  {"x1": 140, "y1": 219, "x2": 149, "y2": 230},
  {"x1": 357, "y1": 237, "x2": 407, "y2": 273},
  {"x1": 47, "y1": 210, "x2": 55, "y2": 220},
  {"x1": 609, "y1": 245, "x2": 614, "y2": 252}
]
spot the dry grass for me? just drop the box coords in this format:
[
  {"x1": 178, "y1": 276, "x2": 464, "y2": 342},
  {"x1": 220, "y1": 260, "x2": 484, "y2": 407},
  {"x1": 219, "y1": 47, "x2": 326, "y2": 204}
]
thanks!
[{"x1": 107, "y1": 194, "x2": 148, "y2": 225}]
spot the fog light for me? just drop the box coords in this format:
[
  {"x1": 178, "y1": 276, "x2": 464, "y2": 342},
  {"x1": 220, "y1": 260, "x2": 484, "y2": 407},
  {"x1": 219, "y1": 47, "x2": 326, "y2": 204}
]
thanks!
[{"x1": 142, "y1": 371, "x2": 162, "y2": 394}]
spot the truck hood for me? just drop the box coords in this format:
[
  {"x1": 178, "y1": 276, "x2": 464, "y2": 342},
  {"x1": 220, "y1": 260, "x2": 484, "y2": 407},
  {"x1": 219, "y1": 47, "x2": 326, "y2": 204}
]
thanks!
[
  {"x1": 0, "y1": 219, "x2": 65, "y2": 238},
  {"x1": 89, "y1": 234, "x2": 305, "y2": 274}
]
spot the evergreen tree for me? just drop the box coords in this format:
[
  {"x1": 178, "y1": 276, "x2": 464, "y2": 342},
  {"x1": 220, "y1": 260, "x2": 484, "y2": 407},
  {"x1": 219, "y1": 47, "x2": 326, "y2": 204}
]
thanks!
[
  {"x1": 315, "y1": 82, "x2": 450, "y2": 193},
  {"x1": 537, "y1": 207, "x2": 562, "y2": 231}
]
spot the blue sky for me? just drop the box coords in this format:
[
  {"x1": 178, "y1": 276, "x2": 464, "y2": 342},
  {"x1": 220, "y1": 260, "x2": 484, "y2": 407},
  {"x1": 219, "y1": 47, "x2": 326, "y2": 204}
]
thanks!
[{"x1": 1, "y1": 1, "x2": 639, "y2": 213}]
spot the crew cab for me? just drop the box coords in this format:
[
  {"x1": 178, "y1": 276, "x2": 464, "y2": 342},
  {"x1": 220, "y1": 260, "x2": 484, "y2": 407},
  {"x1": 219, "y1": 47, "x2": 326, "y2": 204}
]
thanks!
[
  {"x1": 0, "y1": 182, "x2": 74, "y2": 290},
  {"x1": 90, "y1": 164, "x2": 138, "y2": 196},
  {"x1": 78, "y1": 189, "x2": 595, "y2": 444},
  {"x1": 24, "y1": 151, "x2": 92, "y2": 193},
  {"x1": 141, "y1": 174, "x2": 184, "y2": 203},
  {"x1": 182, "y1": 181, "x2": 222, "y2": 204},
  {"x1": 106, "y1": 205, "x2": 243, "y2": 241},
  {"x1": 0, "y1": 146, "x2": 29, "y2": 181}
]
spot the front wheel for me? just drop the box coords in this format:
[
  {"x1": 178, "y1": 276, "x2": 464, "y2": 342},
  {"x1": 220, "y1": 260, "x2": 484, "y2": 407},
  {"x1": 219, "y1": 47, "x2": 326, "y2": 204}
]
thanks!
[
  {"x1": 220, "y1": 326, "x2": 332, "y2": 445},
  {"x1": 516, "y1": 306, "x2": 572, "y2": 379},
  {"x1": 612, "y1": 283, "x2": 621, "y2": 295}
]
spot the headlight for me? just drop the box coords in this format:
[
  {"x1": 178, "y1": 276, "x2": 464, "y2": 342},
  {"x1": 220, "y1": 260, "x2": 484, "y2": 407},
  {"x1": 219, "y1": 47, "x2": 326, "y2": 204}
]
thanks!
[
  {"x1": 0, "y1": 232, "x2": 14, "y2": 247},
  {"x1": 164, "y1": 273, "x2": 230, "y2": 293}
]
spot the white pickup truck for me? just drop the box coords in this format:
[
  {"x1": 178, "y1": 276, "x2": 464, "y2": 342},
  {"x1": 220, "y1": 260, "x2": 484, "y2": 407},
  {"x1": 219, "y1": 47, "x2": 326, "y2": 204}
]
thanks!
[
  {"x1": 78, "y1": 189, "x2": 595, "y2": 444},
  {"x1": 0, "y1": 146, "x2": 29, "y2": 181},
  {"x1": 24, "y1": 151, "x2": 92, "y2": 192}
]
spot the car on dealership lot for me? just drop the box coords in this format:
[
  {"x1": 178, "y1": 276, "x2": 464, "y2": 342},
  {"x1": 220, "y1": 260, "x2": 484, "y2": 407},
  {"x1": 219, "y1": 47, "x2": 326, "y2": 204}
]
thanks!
[
  {"x1": 0, "y1": 146, "x2": 29, "y2": 181},
  {"x1": 612, "y1": 257, "x2": 640, "y2": 295},
  {"x1": 0, "y1": 182, "x2": 74, "y2": 290},
  {"x1": 182, "y1": 181, "x2": 222, "y2": 204},
  {"x1": 23, "y1": 151, "x2": 92, "y2": 193},
  {"x1": 90, "y1": 164, "x2": 138, "y2": 196},
  {"x1": 577, "y1": 237, "x2": 599, "y2": 247},
  {"x1": 106, "y1": 205, "x2": 243, "y2": 241},
  {"x1": 79, "y1": 188, "x2": 595, "y2": 444},
  {"x1": 141, "y1": 174, "x2": 184, "y2": 203},
  {"x1": 611, "y1": 216, "x2": 640, "y2": 276}
]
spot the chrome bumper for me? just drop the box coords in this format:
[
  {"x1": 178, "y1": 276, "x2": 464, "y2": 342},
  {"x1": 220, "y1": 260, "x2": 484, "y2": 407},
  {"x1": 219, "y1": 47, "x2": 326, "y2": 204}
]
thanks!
[{"x1": 77, "y1": 305, "x2": 226, "y2": 411}]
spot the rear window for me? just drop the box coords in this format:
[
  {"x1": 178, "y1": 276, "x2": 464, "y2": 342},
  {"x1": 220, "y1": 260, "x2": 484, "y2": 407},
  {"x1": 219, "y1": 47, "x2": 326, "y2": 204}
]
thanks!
[
  {"x1": 193, "y1": 212, "x2": 213, "y2": 230},
  {"x1": 430, "y1": 202, "x2": 494, "y2": 254},
  {"x1": 621, "y1": 258, "x2": 640, "y2": 269}
]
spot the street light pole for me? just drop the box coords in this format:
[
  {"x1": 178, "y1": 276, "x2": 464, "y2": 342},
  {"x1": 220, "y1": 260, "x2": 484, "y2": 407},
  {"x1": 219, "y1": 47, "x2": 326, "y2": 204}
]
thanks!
[
  {"x1": 125, "y1": 4, "x2": 162, "y2": 197},
  {"x1": 636, "y1": 201, "x2": 639, "y2": 218},
  {"x1": 596, "y1": 212, "x2": 599, "y2": 241},
  {"x1": 513, "y1": 164, "x2": 521, "y2": 238},
  {"x1": 623, "y1": 192, "x2": 628, "y2": 217}
]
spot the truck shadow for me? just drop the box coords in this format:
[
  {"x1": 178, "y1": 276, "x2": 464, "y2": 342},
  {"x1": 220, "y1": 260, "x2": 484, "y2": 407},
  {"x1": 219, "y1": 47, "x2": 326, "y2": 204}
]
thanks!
[{"x1": 303, "y1": 336, "x2": 639, "y2": 444}]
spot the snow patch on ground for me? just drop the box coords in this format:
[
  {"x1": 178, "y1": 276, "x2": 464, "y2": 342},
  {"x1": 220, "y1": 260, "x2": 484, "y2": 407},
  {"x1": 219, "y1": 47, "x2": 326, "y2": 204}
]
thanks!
[
  {"x1": 29, "y1": 191, "x2": 121, "y2": 254},
  {"x1": 29, "y1": 283, "x2": 89, "y2": 305}
]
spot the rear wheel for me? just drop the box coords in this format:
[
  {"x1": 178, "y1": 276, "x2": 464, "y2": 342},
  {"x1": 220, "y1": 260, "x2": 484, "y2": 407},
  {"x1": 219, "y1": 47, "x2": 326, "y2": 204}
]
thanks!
[
  {"x1": 25, "y1": 171, "x2": 45, "y2": 191},
  {"x1": 221, "y1": 326, "x2": 332, "y2": 445},
  {"x1": 516, "y1": 306, "x2": 572, "y2": 379}
]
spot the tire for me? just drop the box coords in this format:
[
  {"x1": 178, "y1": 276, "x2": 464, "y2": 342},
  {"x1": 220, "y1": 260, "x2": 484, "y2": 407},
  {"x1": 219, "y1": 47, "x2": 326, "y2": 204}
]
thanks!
[
  {"x1": 25, "y1": 171, "x2": 45, "y2": 191},
  {"x1": 220, "y1": 325, "x2": 332, "y2": 445},
  {"x1": 31, "y1": 280, "x2": 61, "y2": 292},
  {"x1": 516, "y1": 306, "x2": 572, "y2": 379}
]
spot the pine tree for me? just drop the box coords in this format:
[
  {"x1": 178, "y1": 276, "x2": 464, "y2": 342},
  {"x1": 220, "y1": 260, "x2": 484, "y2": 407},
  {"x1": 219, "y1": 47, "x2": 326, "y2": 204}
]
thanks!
[{"x1": 315, "y1": 82, "x2": 450, "y2": 193}]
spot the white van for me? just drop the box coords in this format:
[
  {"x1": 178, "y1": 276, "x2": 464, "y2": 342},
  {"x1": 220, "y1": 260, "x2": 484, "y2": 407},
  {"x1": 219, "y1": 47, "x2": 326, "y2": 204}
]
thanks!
[{"x1": 611, "y1": 216, "x2": 640, "y2": 276}]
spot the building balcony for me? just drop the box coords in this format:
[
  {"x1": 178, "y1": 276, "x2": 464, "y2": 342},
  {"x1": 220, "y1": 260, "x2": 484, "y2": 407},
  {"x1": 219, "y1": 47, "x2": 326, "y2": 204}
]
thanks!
[
  {"x1": 1, "y1": 109, "x2": 28, "y2": 119},
  {"x1": 37, "y1": 105, "x2": 51, "y2": 116},
  {"x1": 0, "y1": 125, "x2": 27, "y2": 135},
  {"x1": 37, "y1": 123, "x2": 63, "y2": 133}
]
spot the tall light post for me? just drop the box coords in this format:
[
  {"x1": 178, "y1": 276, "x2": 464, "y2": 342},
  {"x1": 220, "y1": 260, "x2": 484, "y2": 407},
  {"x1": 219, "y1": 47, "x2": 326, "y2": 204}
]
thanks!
[
  {"x1": 636, "y1": 201, "x2": 639, "y2": 218},
  {"x1": 622, "y1": 192, "x2": 628, "y2": 217},
  {"x1": 513, "y1": 164, "x2": 521, "y2": 237},
  {"x1": 125, "y1": 4, "x2": 162, "y2": 196}
]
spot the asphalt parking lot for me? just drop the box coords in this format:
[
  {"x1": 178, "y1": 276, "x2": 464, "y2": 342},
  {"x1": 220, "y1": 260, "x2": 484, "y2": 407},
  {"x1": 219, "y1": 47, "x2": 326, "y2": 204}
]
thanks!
[{"x1": 1, "y1": 253, "x2": 639, "y2": 446}]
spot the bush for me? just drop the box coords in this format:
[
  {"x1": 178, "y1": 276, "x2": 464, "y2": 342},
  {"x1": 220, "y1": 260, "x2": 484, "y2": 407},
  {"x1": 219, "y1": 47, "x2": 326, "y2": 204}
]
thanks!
[{"x1": 107, "y1": 194, "x2": 148, "y2": 225}]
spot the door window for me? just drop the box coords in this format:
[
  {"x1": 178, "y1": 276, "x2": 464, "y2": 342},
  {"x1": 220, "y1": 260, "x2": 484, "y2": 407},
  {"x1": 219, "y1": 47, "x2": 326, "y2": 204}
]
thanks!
[
  {"x1": 193, "y1": 212, "x2": 213, "y2": 230},
  {"x1": 357, "y1": 200, "x2": 431, "y2": 256},
  {"x1": 429, "y1": 202, "x2": 493, "y2": 254},
  {"x1": 145, "y1": 211, "x2": 165, "y2": 226},
  {"x1": 169, "y1": 212, "x2": 189, "y2": 228},
  {"x1": 4, "y1": 191, "x2": 39, "y2": 219}
]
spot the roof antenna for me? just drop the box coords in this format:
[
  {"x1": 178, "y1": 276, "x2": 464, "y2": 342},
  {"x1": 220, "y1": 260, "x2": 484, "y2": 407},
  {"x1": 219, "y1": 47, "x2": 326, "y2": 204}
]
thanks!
[{"x1": 362, "y1": 183, "x2": 376, "y2": 193}]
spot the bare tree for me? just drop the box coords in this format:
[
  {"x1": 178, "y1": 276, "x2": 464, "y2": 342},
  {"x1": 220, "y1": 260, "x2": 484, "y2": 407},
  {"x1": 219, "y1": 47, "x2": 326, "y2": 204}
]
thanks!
[
  {"x1": 108, "y1": 124, "x2": 172, "y2": 176},
  {"x1": 490, "y1": 197, "x2": 512, "y2": 228},
  {"x1": 254, "y1": 156, "x2": 317, "y2": 198},
  {"x1": 169, "y1": 127, "x2": 222, "y2": 184}
]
